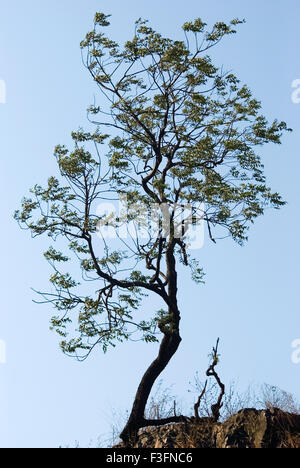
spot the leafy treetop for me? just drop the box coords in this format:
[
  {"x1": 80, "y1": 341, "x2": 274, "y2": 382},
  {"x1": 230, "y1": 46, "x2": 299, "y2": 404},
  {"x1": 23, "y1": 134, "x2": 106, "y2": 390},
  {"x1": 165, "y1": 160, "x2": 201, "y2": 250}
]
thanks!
[{"x1": 15, "y1": 13, "x2": 290, "y2": 361}]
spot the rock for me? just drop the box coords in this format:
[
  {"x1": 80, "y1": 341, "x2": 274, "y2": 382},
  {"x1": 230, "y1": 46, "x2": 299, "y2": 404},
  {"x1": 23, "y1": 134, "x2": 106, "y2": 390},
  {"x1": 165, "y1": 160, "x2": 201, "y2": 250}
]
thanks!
[{"x1": 116, "y1": 409, "x2": 300, "y2": 448}]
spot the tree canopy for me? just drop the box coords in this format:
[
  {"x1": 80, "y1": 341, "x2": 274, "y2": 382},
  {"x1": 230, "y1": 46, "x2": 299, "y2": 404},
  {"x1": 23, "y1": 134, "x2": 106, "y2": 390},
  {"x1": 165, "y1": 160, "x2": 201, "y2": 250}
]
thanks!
[{"x1": 15, "y1": 12, "x2": 290, "y2": 443}]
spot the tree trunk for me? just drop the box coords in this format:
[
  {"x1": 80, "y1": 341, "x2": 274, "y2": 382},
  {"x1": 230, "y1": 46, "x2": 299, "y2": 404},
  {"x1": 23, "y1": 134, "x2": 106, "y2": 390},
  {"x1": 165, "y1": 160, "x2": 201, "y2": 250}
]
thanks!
[
  {"x1": 120, "y1": 242, "x2": 181, "y2": 445},
  {"x1": 119, "y1": 327, "x2": 181, "y2": 444}
]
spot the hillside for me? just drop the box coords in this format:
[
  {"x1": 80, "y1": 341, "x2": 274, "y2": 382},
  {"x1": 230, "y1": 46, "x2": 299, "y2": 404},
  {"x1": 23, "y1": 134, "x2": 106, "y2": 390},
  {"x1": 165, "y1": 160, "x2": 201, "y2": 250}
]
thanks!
[{"x1": 116, "y1": 408, "x2": 300, "y2": 448}]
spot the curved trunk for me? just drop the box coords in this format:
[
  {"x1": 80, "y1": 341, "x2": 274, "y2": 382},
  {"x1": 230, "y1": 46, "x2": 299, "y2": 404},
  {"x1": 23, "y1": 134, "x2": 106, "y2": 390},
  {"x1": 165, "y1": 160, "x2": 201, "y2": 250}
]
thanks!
[
  {"x1": 120, "y1": 241, "x2": 180, "y2": 445},
  {"x1": 120, "y1": 328, "x2": 182, "y2": 444}
]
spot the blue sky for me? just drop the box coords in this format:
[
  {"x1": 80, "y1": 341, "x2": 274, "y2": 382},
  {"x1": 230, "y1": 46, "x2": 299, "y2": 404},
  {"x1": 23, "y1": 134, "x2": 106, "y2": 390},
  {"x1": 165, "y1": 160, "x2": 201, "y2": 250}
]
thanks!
[{"x1": 0, "y1": 0, "x2": 299, "y2": 448}]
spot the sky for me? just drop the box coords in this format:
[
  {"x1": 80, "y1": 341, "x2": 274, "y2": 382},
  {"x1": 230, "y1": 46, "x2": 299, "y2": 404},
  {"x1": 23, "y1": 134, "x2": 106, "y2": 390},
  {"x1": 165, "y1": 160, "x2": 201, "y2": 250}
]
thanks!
[{"x1": 0, "y1": 0, "x2": 300, "y2": 448}]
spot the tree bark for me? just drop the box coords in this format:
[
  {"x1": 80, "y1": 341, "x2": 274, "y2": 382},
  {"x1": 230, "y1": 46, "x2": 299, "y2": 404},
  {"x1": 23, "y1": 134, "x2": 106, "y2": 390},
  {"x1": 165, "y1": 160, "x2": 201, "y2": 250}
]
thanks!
[
  {"x1": 120, "y1": 240, "x2": 181, "y2": 444},
  {"x1": 119, "y1": 326, "x2": 182, "y2": 444}
]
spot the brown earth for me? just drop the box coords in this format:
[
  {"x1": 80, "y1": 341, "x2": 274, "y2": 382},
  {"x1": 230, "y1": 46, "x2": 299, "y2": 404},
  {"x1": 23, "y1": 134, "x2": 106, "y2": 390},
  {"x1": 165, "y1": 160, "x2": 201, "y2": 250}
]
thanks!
[{"x1": 116, "y1": 408, "x2": 300, "y2": 448}]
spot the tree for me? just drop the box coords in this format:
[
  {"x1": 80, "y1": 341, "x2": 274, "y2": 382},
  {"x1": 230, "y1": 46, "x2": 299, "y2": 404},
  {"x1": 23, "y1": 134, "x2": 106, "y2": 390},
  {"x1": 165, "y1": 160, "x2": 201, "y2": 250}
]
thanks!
[{"x1": 15, "y1": 12, "x2": 290, "y2": 444}]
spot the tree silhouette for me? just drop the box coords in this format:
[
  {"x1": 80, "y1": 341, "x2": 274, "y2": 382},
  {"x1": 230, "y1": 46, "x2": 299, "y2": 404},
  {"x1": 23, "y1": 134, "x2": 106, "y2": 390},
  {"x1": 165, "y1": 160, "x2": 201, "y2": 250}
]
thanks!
[{"x1": 15, "y1": 12, "x2": 290, "y2": 444}]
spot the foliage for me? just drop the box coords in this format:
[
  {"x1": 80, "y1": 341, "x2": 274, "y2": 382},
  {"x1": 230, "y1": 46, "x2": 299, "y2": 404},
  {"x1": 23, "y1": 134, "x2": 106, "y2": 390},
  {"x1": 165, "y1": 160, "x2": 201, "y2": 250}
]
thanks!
[{"x1": 15, "y1": 13, "x2": 291, "y2": 440}]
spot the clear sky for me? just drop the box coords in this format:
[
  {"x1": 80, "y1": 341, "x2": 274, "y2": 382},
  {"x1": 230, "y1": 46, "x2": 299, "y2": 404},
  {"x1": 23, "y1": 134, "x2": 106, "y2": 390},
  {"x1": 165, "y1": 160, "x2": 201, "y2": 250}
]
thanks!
[{"x1": 0, "y1": 0, "x2": 299, "y2": 448}]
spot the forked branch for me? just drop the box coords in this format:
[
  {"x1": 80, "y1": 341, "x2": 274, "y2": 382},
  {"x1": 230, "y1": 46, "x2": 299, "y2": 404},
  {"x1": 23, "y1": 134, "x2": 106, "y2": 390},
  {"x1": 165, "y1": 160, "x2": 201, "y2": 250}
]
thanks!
[
  {"x1": 206, "y1": 338, "x2": 225, "y2": 422},
  {"x1": 194, "y1": 380, "x2": 207, "y2": 420}
]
